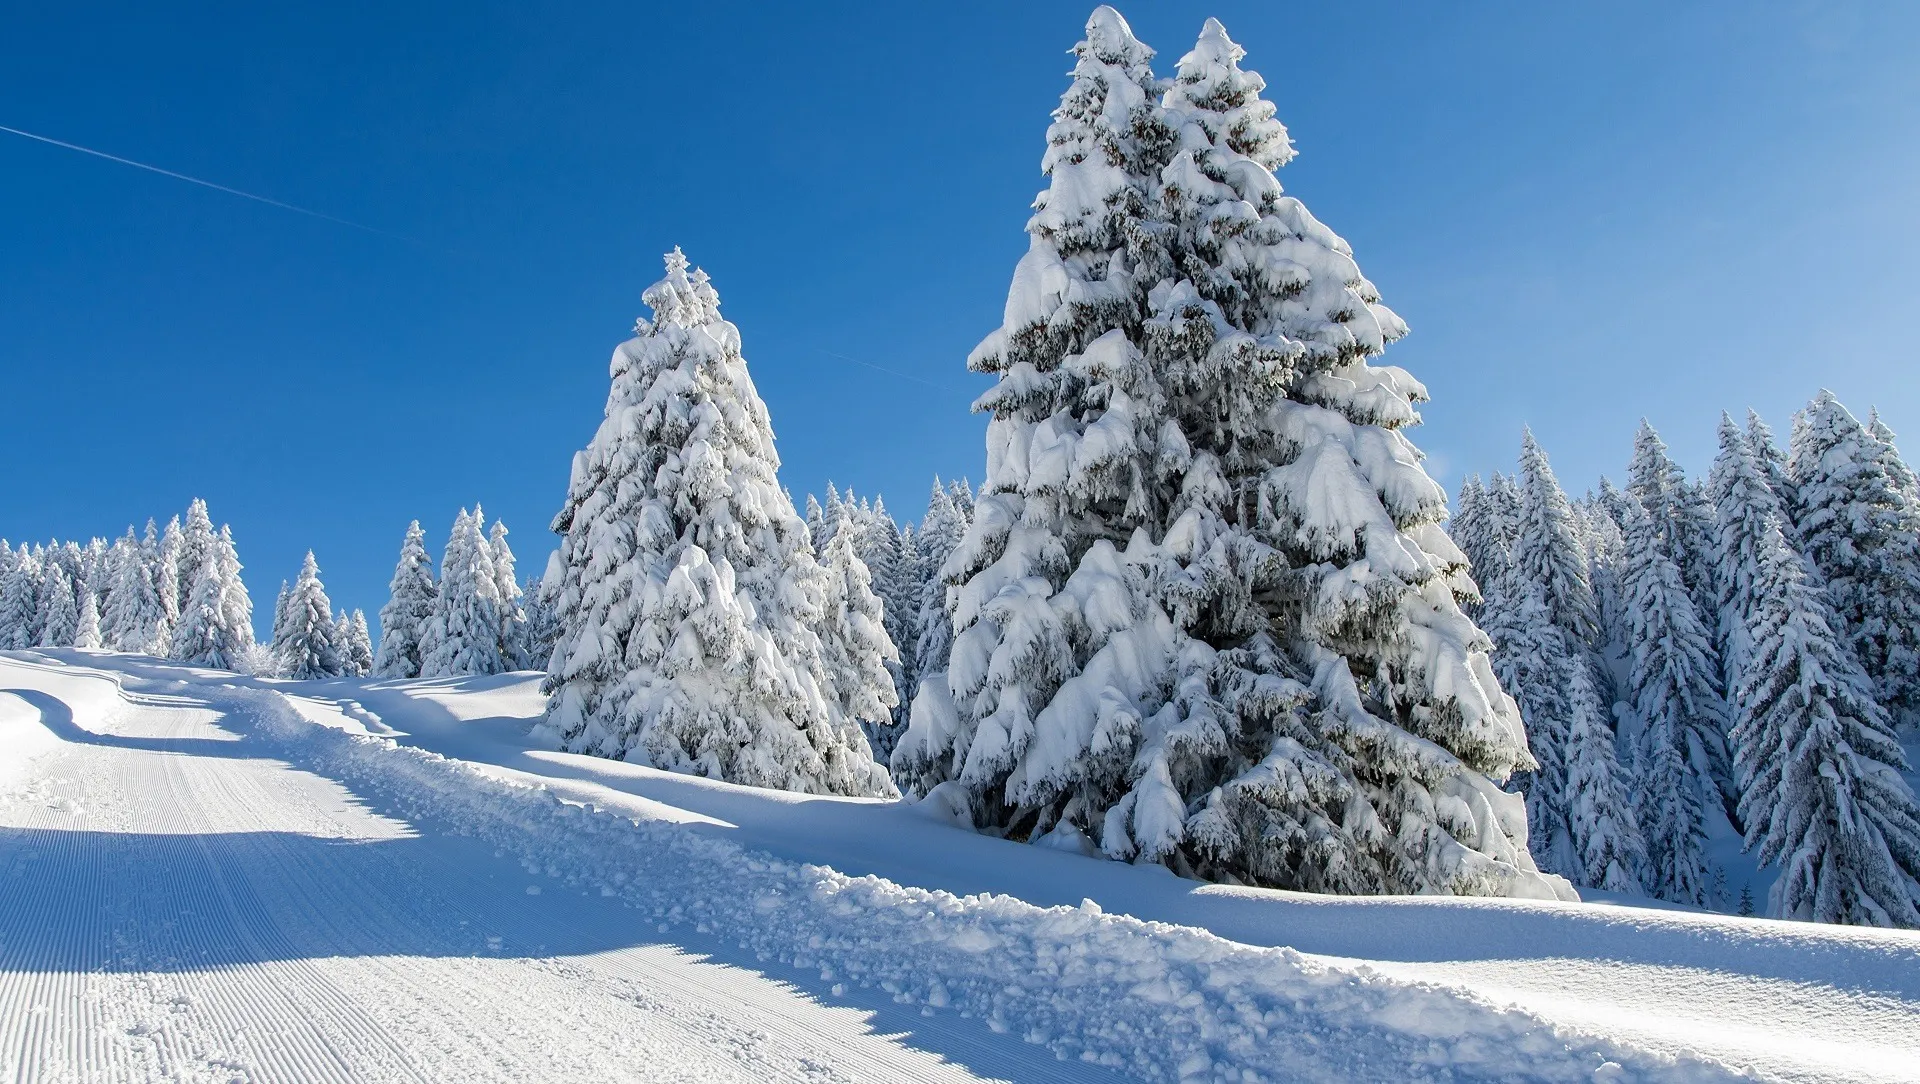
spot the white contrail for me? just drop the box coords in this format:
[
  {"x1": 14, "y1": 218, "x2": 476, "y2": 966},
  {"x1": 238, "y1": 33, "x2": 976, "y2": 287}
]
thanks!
[{"x1": 0, "y1": 123, "x2": 415, "y2": 242}]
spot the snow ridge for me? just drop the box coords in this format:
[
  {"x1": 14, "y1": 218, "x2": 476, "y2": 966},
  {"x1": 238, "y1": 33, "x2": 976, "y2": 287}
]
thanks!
[{"x1": 203, "y1": 679, "x2": 1741, "y2": 1083}]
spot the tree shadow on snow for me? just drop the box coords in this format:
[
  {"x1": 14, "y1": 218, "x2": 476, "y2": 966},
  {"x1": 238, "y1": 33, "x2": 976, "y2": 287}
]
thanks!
[{"x1": 1, "y1": 687, "x2": 271, "y2": 760}]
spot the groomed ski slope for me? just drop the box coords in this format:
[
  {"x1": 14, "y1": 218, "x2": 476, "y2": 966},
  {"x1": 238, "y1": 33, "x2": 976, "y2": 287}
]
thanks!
[{"x1": 1, "y1": 651, "x2": 1914, "y2": 1083}]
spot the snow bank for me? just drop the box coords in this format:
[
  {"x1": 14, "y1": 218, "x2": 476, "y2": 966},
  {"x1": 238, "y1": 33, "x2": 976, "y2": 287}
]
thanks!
[{"x1": 205, "y1": 680, "x2": 1743, "y2": 1083}]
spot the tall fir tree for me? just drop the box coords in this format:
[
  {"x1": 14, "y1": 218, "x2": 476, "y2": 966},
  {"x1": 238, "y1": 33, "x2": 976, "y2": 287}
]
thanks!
[
  {"x1": 36, "y1": 563, "x2": 78, "y2": 647},
  {"x1": 522, "y1": 575, "x2": 563, "y2": 673},
  {"x1": 1618, "y1": 501, "x2": 1723, "y2": 903},
  {"x1": 104, "y1": 531, "x2": 164, "y2": 653},
  {"x1": 156, "y1": 516, "x2": 183, "y2": 645},
  {"x1": 73, "y1": 573, "x2": 102, "y2": 650},
  {"x1": 1479, "y1": 575, "x2": 1576, "y2": 878},
  {"x1": 335, "y1": 609, "x2": 375, "y2": 677},
  {"x1": 1730, "y1": 510, "x2": 1920, "y2": 927},
  {"x1": 898, "y1": 13, "x2": 1563, "y2": 898},
  {"x1": 1562, "y1": 649, "x2": 1648, "y2": 894},
  {"x1": 1626, "y1": 422, "x2": 1716, "y2": 622},
  {"x1": 909, "y1": 479, "x2": 969, "y2": 708},
  {"x1": 1708, "y1": 415, "x2": 1787, "y2": 702},
  {"x1": 1512, "y1": 432, "x2": 1602, "y2": 658},
  {"x1": 1867, "y1": 408, "x2": 1920, "y2": 508},
  {"x1": 170, "y1": 525, "x2": 253, "y2": 670},
  {"x1": 1746, "y1": 411, "x2": 1796, "y2": 536},
  {"x1": 374, "y1": 521, "x2": 438, "y2": 678},
  {"x1": 542, "y1": 250, "x2": 891, "y2": 797},
  {"x1": 818, "y1": 508, "x2": 901, "y2": 762},
  {"x1": 1789, "y1": 391, "x2": 1920, "y2": 729},
  {"x1": 420, "y1": 508, "x2": 506, "y2": 677},
  {"x1": 488, "y1": 518, "x2": 531, "y2": 669},
  {"x1": 279, "y1": 552, "x2": 343, "y2": 680}
]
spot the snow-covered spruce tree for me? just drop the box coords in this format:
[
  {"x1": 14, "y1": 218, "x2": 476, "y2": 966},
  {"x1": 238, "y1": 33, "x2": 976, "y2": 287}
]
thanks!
[
  {"x1": 1478, "y1": 575, "x2": 1575, "y2": 878},
  {"x1": 1868, "y1": 408, "x2": 1920, "y2": 509},
  {"x1": 818, "y1": 508, "x2": 902, "y2": 761},
  {"x1": 849, "y1": 499, "x2": 914, "y2": 729},
  {"x1": 103, "y1": 531, "x2": 161, "y2": 653},
  {"x1": 522, "y1": 575, "x2": 563, "y2": 672},
  {"x1": 1789, "y1": 391, "x2": 1920, "y2": 729},
  {"x1": 373, "y1": 521, "x2": 437, "y2": 678},
  {"x1": 36, "y1": 563, "x2": 78, "y2": 647},
  {"x1": 1708, "y1": 415, "x2": 1788, "y2": 711},
  {"x1": 279, "y1": 552, "x2": 343, "y2": 680},
  {"x1": 170, "y1": 526, "x2": 254, "y2": 670},
  {"x1": 420, "y1": 507, "x2": 505, "y2": 678},
  {"x1": 1746, "y1": 411, "x2": 1796, "y2": 536},
  {"x1": 911, "y1": 479, "x2": 969, "y2": 699},
  {"x1": 1561, "y1": 647, "x2": 1648, "y2": 894},
  {"x1": 897, "y1": 13, "x2": 1562, "y2": 898},
  {"x1": 1730, "y1": 509, "x2": 1920, "y2": 927},
  {"x1": 1618, "y1": 500, "x2": 1723, "y2": 903},
  {"x1": 542, "y1": 250, "x2": 891, "y2": 797},
  {"x1": 176, "y1": 502, "x2": 216, "y2": 614},
  {"x1": 74, "y1": 575, "x2": 102, "y2": 650},
  {"x1": 1512, "y1": 431, "x2": 1601, "y2": 651},
  {"x1": 155, "y1": 516, "x2": 183, "y2": 643},
  {"x1": 1577, "y1": 488, "x2": 1631, "y2": 659},
  {"x1": 334, "y1": 609, "x2": 374, "y2": 677},
  {"x1": 488, "y1": 518, "x2": 531, "y2": 669},
  {"x1": 4, "y1": 550, "x2": 43, "y2": 650},
  {"x1": 804, "y1": 494, "x2": 828, "y2": 552},
  {"x1": 1627, "y1": 423, "x2": 1716, "y2": 622}
]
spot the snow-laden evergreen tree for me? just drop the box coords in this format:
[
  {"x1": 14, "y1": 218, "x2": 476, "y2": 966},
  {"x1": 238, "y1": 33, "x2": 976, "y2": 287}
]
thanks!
[
  {"x1": 156, "y1": 515, "x2": 183, "y2": 642},
  {"x1": 374, "y1": 521, "x2": 437, "y2": 678},
  {"x1": 73, "y1": 574, "x2": 102, "y2": 650},
  {"x1": 1789, "y1": 390, "x2": 1920, "y2": 729},
  {"x1": 1867, "y1": 408, "x2": 1920, "y2": 509},
  {"x1": 1479, "y1": 575, "x2": 1575, "y2": 878},
  {"x1": 1618, "y1": 500, "x2": 1723, "y2": 903},
  {"x1": 270, "y1": 581, "x2": 293, "y2": 655},
  {"x1": 1708, "y1": 415, "x2": 1788, "y2": 707},
  {"x1": 1626, "y1": 423, "x2": 1716, "y2": 621},
  {"x1": 1513, "y1": 431, "x2": 1601, "y2": 650},
  {"x1": 1562, "y1": 651, "x2": 1648, "y2": 893},
  {"x1": 488, "y1": 518, "x2": 531, "y2": 669},
  {"x1": 420, "y1": 507, "x2": 506, "y2": 677},
  {"x1": 170, "y1": 526, "x2": 253, "y2": 670},
  {"x1": 103, "y1": 532, "x2": 162, "y2": 653},
  {"x1": 818, "y1": 507, "x2": 901, "y2": 762},
  {"x1": 542, "y1": 250, "x2": 892, "y2": 797},
  {"x1": 334, "y1": 609, "x2": 374, "y2": 677},
  {"x1": 911, "y1": 479, "x2": 970, "y2": 699},
  {"x1": 36, "y1": 563, "x2": 78, "y2": 647},
  {"x1": 897, "y1": 13, "x2": 1563, "y2": 898},
  {"x1": 804, "y1": 494, "x2": 827, "y2": 551},
  {"x1": 6, "y1": 549, "x2": 45, "y2": 650},
  {"x1": 847, "y1": 499, "x2": 914, "y2": 728},
  {"x1": 523, "y1": 574, "x2": 563, "y2": 672},
  {"x1": 1449, "y1": 476, "x2": 1497, "y2": 617},
  {"x1": 279, "y1": 552, "x2": 343, "y2": 680},
  {"x1": 1578, "y1": 489, "x2": 1631, "y2": 660},
  {"x1": 1746, "y1": 411, "x2": 1796, "y2": 535},
  {"x1": 177, "y1": 502, "x2": 217, "y2": 614},
  {"x1": 1730, "y1": 508, "x2": 1920, "y2": 926}
]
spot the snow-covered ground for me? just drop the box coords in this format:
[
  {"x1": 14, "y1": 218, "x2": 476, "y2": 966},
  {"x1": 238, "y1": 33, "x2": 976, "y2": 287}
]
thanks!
[{"x1": 1, "y1": 651, "x2": 1914, "y2": 1083}]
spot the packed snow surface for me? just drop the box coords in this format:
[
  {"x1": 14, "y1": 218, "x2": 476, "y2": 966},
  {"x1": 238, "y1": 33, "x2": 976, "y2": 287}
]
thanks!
[{"x1": 2, "y1": 651, "x2": 1915, "y2": 1082}]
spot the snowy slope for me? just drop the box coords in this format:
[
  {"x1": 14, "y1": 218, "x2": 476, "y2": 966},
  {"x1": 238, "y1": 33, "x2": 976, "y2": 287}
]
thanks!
[{"x1": 2, "y1": 651, "x2": 1915, "y2": 1083}]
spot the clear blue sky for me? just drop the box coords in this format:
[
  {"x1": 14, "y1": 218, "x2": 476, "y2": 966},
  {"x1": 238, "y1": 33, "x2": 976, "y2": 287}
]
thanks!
[{"x1": 4, "y1": 2, "x2": 1918, "y2": 635}]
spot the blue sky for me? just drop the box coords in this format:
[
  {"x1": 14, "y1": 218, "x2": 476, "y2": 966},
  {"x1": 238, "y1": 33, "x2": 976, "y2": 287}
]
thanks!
[{"x1": 4, "y1": 2, "x2": 1918, "y2": 633}]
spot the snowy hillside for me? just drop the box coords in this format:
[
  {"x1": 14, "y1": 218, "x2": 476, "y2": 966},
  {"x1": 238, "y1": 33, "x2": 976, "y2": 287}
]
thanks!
[{"x1": 2, "y1": 650, "x2": 1914, "y2": 1083}]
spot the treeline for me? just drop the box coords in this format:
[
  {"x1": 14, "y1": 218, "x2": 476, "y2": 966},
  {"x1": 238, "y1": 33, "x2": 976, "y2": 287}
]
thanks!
[
  {"x1": 0, "y1": 499, "x2": 255, "y2": 670},
  {"x1": 1454, "y1": 393, "x2": 1920, "y2": 926}
]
